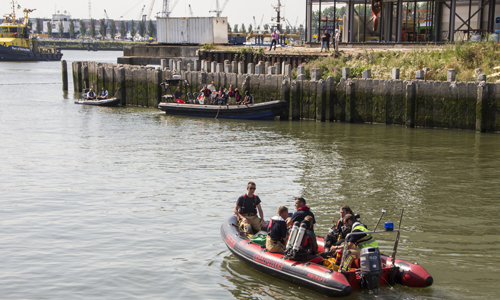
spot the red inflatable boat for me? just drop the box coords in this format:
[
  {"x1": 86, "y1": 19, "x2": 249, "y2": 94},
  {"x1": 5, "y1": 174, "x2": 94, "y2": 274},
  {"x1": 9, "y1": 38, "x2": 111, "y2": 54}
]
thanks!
[{"x1": 221, "y1": 214, "x2": 433, "y2": 297}]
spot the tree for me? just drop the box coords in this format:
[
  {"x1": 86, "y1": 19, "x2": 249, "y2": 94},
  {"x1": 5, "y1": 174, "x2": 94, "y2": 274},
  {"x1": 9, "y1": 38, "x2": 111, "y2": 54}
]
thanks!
[
  {"x1": 47, "y1": 21, "x2": 52, "y2": 36},
  {"x1": 248, "y1": 24, "x2": 253, "y2": 33},
  {"x1": 90, "y1": 19, "x2": 96, "y2": 38},
  {"x1": 147, "y1": 20, "x2": 155, "y2": 38},
  {"x1": 80, "y1": 19, "x2": 86, "y2": 37},
  {"x1": 130, "y1": 20, "x2": 136, "y2": 38},
  {"x1": 36, "y1": 18, "x2": 41, "y2": 34},
  {"x1": 120, "y1": 21, "x2": 126, "y2": 39},
  {"x1": 233, "y1": 24, "x2": 239, "y2": 33},
  {"x1": 263, "y1": 24, "x2": 269, "y2": 30},
  {"x1": 69, "y1": 19, "x2": 74, "y2": 38},
  {"x1": 138, "y1": 19, "x2": 146, "y2": 37},
  {"x1": 228, "y1": 22, "x2": 231, "y2": 31},
  {"x1": 58, "y1": 20, "x2": 64, "y2": 37},
  {"x1": 109, "y1": 20, "x2": 116, "y2": 40},
  {"x1": 99, "y1": 18, "x2": 107, "y2": 38},
  {"x1": 241, "y1": 23, "x2": 246, "y2": 33}
]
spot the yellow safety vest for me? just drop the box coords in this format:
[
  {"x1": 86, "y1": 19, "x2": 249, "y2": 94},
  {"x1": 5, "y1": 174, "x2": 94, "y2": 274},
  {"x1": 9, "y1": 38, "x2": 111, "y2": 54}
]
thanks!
[{"x1": 352, "y1": 223, "x2": 379, "y2": 248}]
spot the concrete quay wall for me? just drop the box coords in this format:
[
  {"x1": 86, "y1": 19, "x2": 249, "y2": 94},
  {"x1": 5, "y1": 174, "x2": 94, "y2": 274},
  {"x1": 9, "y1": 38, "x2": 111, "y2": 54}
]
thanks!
[{"x1": 72, "y1": 61, "x2": 500, "y2": 132}]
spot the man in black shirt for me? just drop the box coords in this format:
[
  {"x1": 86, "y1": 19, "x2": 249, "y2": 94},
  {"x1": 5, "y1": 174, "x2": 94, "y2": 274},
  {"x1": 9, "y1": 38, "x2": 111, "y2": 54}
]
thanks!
[
  {"x1": 234, "y1": 182, "x2": 266, "y2": 234},
  {"x1": 174, "y1": 86, "x2": 183, "y2": 100},
  {"x1": 266, "y1": 206, "x2": 288, "y2": 253},
  {"x1": 286, "y1": 197, "x2": 316, "y2": 232}
]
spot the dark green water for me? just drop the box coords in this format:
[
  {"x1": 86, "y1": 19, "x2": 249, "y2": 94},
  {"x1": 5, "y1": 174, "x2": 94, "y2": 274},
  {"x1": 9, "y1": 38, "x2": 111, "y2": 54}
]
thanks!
[{"x1": 0, "y1": 51, "x2": 499, "y2": 299}]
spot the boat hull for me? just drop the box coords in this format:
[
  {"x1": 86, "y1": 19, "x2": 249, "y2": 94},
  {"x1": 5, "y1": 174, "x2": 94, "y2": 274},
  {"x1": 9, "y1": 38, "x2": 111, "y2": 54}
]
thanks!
[
  {"x1": 74, "y1": 98, "x2": 121, "y2": 107},
  {"x1": 0, "y1": 45, "x2": 62, "y2": 62},
  {"x1": 158, "y1": 100, "x2": 288, "y2": 120},
  {"x1": 221, "y1": 215, "x2": 352, "y2": 297},
  {"x1": 222, "y1": 215, "x2": 433, "y2": 296}
]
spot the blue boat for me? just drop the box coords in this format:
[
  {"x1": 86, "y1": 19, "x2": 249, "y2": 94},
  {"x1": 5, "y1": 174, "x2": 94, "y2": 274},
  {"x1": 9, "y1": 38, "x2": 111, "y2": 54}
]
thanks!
[{"x1": 158, "y1": 100, "x2": 288, "y2": 120}]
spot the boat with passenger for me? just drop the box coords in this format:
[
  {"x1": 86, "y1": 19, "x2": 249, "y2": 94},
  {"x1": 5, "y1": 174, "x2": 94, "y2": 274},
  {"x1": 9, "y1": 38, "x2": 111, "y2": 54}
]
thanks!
[
  {"x1": 221, "y1": 209, "x2": 433, "y2": 297},
  {"x1": 0, "y1": 1, "x2": 62, "y2": 62},
  {"x1": 158, "y1": 100, "x2": 287, "y2": 120}
]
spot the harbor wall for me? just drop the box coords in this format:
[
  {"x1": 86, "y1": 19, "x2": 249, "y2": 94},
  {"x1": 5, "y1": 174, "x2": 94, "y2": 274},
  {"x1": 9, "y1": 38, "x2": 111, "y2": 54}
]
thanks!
[{"x1": 71, "y1": 61, "x2": 500, "y2": 132}]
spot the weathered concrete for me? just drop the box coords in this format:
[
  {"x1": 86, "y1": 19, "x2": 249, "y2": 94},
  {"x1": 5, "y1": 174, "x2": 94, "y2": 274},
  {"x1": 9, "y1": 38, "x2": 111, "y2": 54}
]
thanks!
[
  {"x1": 447, "y1": 69, "x2": 456, "y2": 82},
  {"x1": 362, "y1": 69, "x2": 371, "y2": 79},
  {"x1": 72, "y1": 61, "x2": 500, "y2": 132},
  {"x1": 342, "y1": 67, "x2": 350, "y2": 79},
  {"x1": 392, "y1": 68, "x2": 400, "y2": 80},
  {"x1": 311, "y1": 68, "x2": 321, "y2": 81},
  {"x1": 416, "y1": 70, "x2": 425, "y2": 80}
]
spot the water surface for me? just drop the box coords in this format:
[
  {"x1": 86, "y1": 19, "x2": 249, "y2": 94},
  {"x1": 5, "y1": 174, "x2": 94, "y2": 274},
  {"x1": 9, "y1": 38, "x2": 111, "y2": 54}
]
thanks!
[{"x1": 1, "y1": 50, "x2": 499, "y2": 299}]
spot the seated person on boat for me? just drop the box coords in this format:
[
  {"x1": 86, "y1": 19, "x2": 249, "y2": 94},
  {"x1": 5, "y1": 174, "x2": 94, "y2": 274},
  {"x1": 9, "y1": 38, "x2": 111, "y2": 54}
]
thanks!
[
  {"x1": 174, "y1": 86, "x2": 184, "y2": 103},
  {"x1": 286, "y1": 197, "x2": 316, "y2": 232},
  {"x1": 87, "y1": 88, "x2": 96, "y2": 100},
  {"x1": 234, "y1": 89, "x2": 242, "y2": 105},
  {"x1": 266, "y1": 206, "x2": 288, "y2": 254},
  {"x1": 234, "y1": 181, "x2": 266, "y2": 235},
  {"x1": 242, "y1": 90, "x2": 253, "y2": 104},
  {"x1": 200, "y1": 85, "x2": 211, "y2": 104},
  {"x1": 341, "y1": 214, "x2": 379, "y2": 271},
  {"x1": 324, "y1": 205, "x2": 355, "y2": 254},
  {"x1": 216, "y1": 86, "x2": 226, "y2": 105},
  {"x1": 227, "y1": 84, "x2": 236, "y2": 105},
  {"x1": 97, "y1": 87, "x2": 108, "y2": 100}
]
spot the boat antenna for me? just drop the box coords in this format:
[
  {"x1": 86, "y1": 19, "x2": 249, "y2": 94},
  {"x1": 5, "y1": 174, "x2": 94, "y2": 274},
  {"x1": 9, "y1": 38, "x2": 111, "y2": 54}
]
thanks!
[
  {"x1": 373, "y1": 208, "x2": 386, "y2": 231},
  {"x1": 390, "y1": 208, "x2": 404, "y2": 267}
]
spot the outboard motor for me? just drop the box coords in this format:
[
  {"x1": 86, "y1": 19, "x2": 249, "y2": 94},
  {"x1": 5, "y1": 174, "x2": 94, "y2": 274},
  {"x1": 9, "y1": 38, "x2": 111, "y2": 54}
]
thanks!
[{"x1": 359, "y1": 247, "x2": 383, "y2": 295}]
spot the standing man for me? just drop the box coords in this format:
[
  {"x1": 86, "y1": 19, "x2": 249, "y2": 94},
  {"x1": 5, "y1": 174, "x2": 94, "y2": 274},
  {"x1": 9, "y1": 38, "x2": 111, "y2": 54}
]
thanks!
[
  {"x1": 269, "y1": 28, "x2": 279, "y2": 51},
  {"x1": 286, "y1": 197, "x2": 316, "y2": 232},
  {"x1": 320, "y1": 29, "x2": 331, "y2": 52},
  {"x1": 234, "y1": 182, "x2": 266, "y2": 234},
  {"x1": 341, "y1": 214, "x2": 379, "y2": 271},
  {"x1": 334, "y1": 29, "x2": 340, "y2": 51}
]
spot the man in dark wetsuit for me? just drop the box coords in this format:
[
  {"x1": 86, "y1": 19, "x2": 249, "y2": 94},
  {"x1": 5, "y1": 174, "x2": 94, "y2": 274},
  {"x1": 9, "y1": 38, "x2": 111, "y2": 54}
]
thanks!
[
  {"x1": 324, "y1": 205, "x2": 354, "y2": 253},
  {"x1": 266, "y1": 206, "x2": 288, "y2": 254},
  {"x1": 234, "y1": 182, "x2": 266, "y2": 234},
  {"x1": 286, "y1": 197, "x2": 316, "y2": 232}
]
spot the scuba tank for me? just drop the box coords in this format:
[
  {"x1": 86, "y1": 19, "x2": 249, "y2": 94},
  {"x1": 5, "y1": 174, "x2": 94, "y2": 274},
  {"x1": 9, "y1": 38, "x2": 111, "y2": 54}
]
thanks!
[
  {"x1": 292, "y1": 223, "x2": 307, "y2": 252},
  {"x1": 285, "y1": 222, "x2": 300, "y2": 251}
]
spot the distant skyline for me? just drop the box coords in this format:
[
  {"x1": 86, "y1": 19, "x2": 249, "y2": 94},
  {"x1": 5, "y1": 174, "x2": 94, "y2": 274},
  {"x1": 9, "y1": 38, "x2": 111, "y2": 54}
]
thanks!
[{"x1": 1, "y1": 0, "x2": 343, "y2": 28}]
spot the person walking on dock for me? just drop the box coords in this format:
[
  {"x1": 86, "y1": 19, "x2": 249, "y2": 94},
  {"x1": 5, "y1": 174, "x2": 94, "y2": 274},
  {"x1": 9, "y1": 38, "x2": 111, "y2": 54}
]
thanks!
[{"x1": 269, "y1": 28, "x2": 279, "y2": 50}]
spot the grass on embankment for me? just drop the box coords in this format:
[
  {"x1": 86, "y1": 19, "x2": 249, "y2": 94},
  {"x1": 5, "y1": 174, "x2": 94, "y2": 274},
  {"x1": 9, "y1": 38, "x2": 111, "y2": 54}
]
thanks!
[{"x1": 298, "y1": 41, "x2": 500, "y2": 83}]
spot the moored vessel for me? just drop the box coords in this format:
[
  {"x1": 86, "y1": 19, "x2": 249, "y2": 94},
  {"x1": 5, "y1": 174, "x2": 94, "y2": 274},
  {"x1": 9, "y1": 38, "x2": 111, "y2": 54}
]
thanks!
[
  {"x1": 221, "y1": 211, "x2": 433, "y2": 297},
  {"x1": 0, "y1": 1, "x2": 62, "y2": 62}
]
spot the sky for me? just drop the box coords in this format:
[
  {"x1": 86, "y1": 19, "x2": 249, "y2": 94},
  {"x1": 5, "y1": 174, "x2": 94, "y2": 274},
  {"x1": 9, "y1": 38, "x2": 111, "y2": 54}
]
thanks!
[{"x1": 1, "y1": 0, "x2": 341, "y2": 29}]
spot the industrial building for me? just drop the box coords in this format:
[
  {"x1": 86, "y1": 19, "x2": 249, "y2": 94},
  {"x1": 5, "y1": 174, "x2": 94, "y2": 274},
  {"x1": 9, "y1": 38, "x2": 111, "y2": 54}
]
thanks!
[{"x1": 305, "y1": 0, "x2": 500, "y2": 43}]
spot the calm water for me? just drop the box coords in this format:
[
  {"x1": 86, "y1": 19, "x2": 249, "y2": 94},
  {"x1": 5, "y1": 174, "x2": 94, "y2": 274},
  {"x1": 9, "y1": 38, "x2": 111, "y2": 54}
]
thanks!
[{"x1": 1, "y1": 50, "x2": 499, "y2": 300}]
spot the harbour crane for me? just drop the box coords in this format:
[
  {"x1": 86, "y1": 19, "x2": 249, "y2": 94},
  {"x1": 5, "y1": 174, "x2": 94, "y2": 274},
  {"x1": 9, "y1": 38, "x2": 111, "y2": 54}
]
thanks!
[
  {"x1": 137, "y1": 5, "x2": 146, "y2": 21},
  {"x1": 209, "y1": 0, "x2": 230, "y2": 17},
  {"x1": 147, "y1": 0, "x2": 156, "y2": 20},
  {"x1": 162, "y1": 0, "x2": 180, "y2": 18},
  {"x1": 188, "y1": 4, "x2": 194, "y2": 18},
  {"x1": 104, "y1": 9, "x2": 109, "y2": 20}
]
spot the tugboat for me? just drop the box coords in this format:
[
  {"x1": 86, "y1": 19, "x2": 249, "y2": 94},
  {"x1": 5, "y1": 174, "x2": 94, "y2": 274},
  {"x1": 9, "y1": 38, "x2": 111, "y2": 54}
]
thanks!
[{"x1": 0, "y1": 1, "x2": 62, "y2": 62}]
